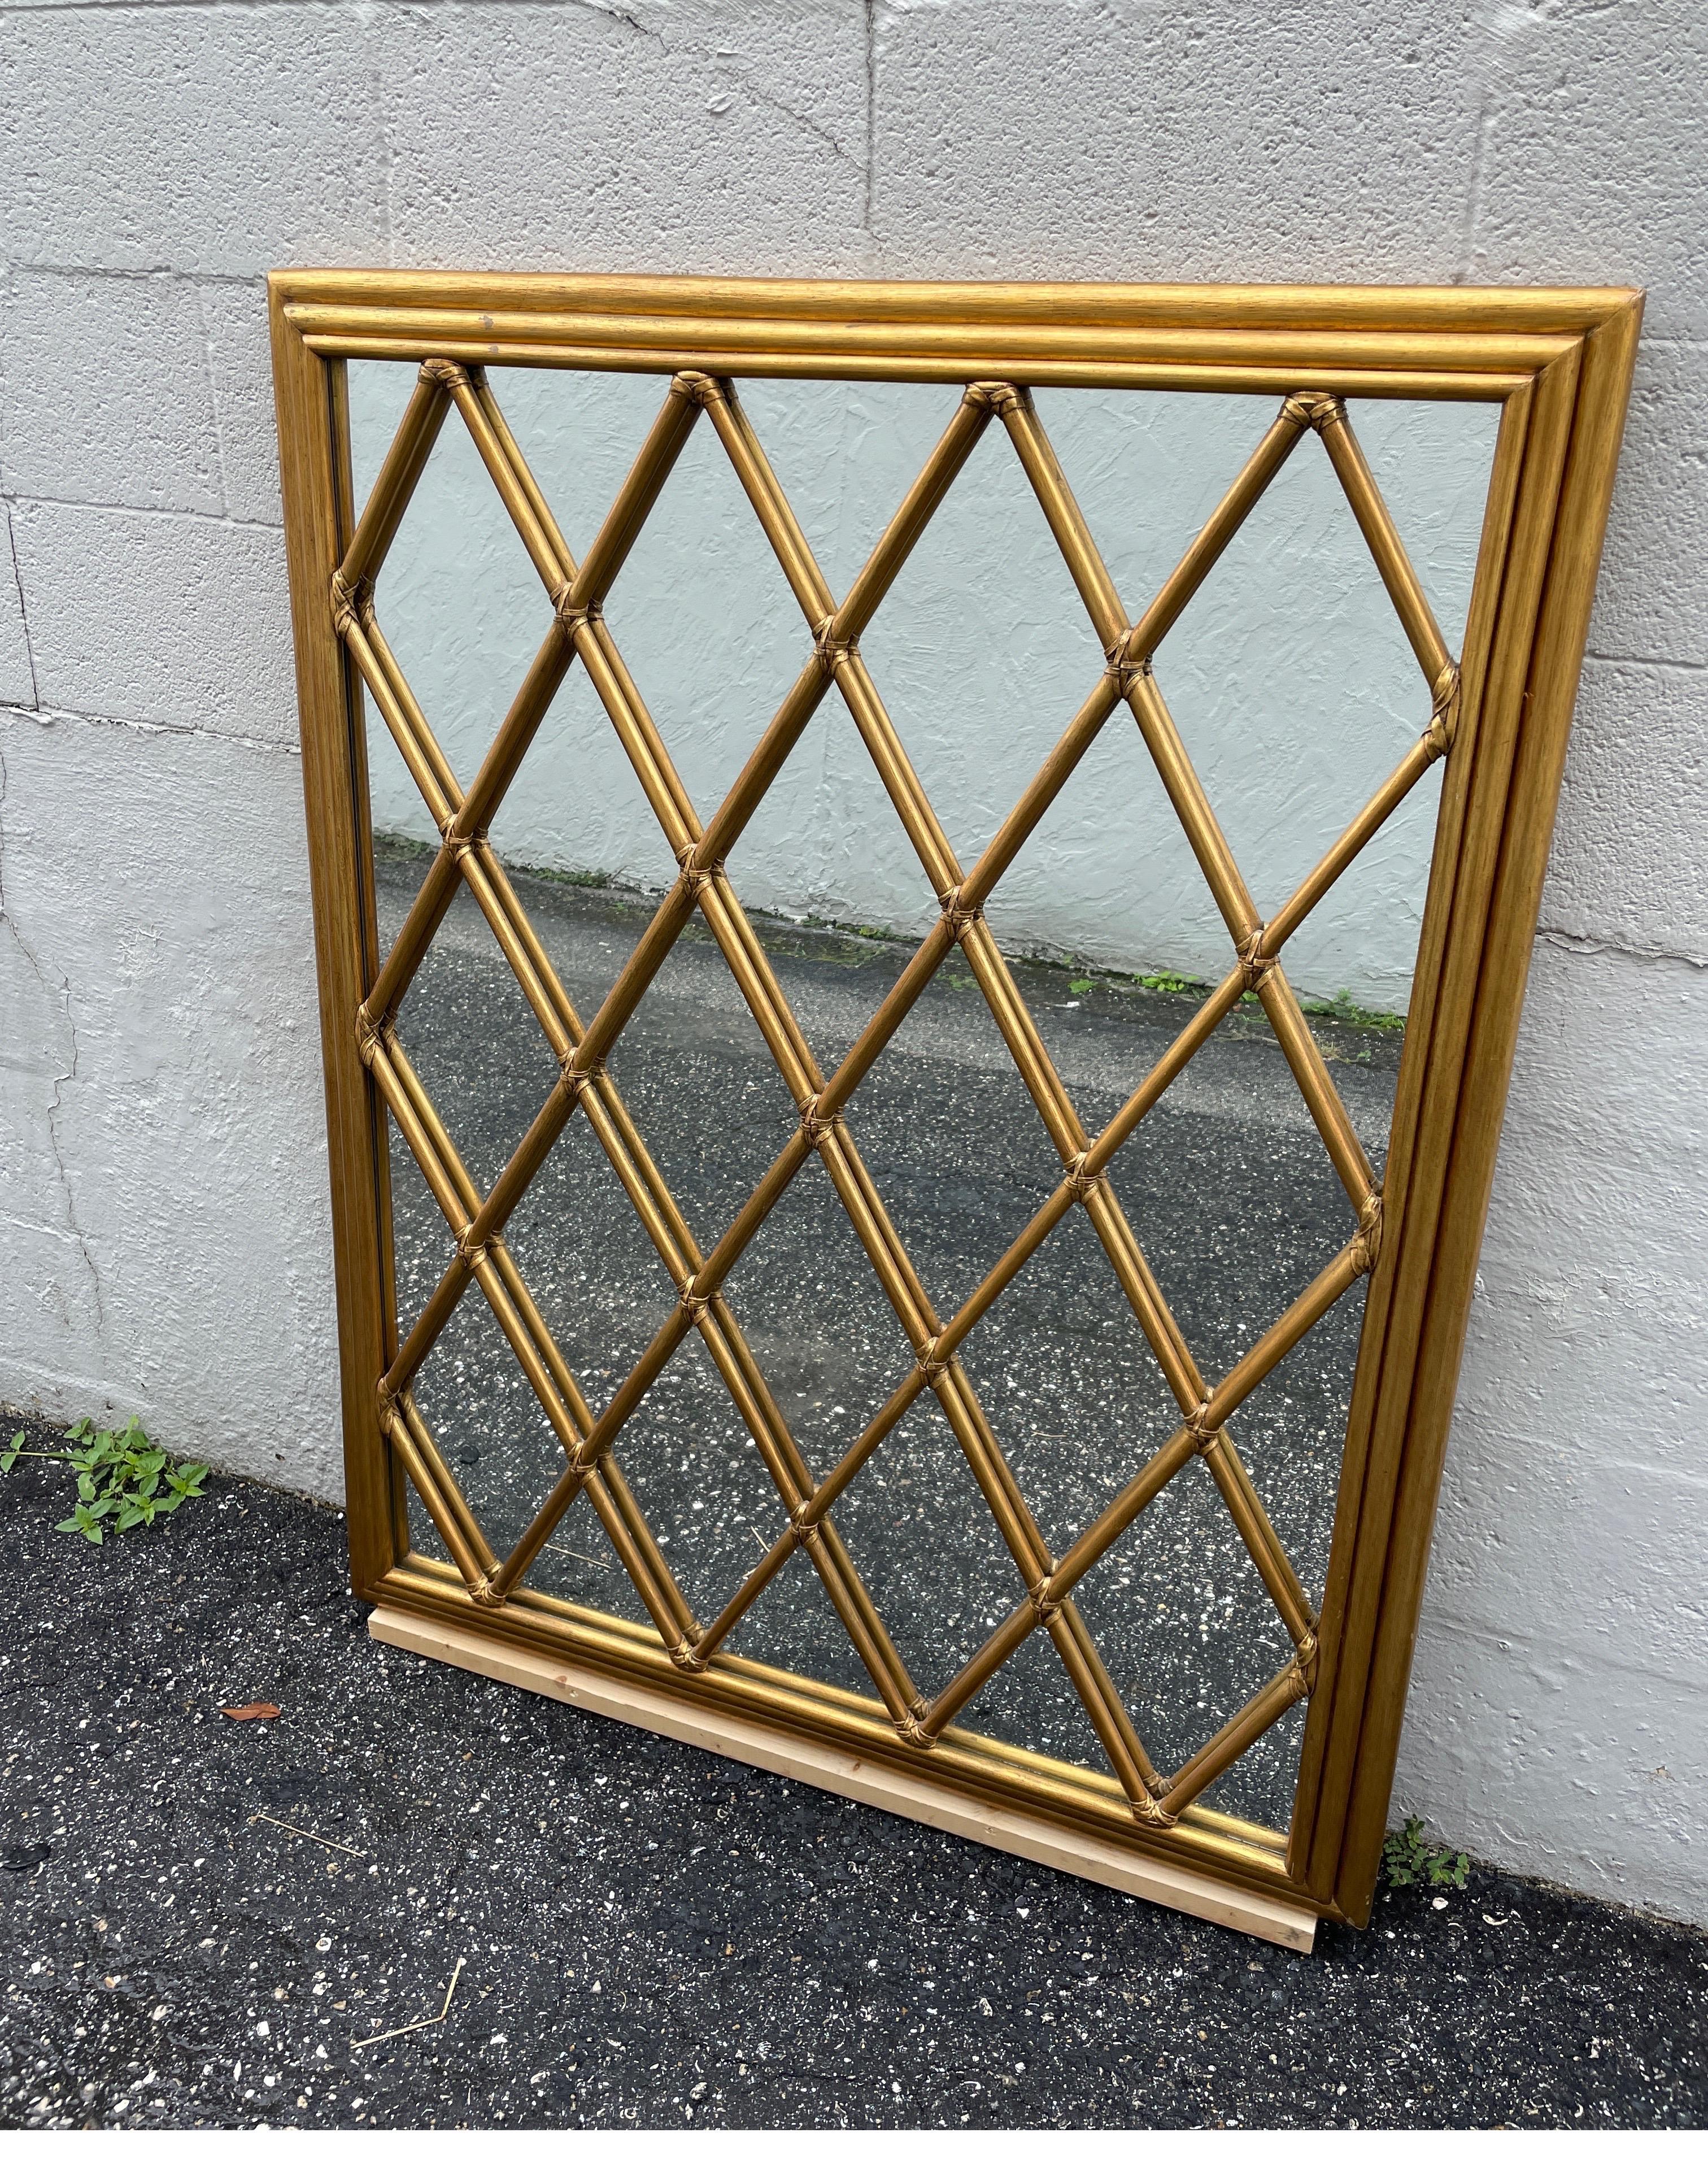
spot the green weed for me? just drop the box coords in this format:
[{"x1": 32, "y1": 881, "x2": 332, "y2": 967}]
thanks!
[
  {"x1": 1380, "y1": 1814, "x2": 1470, "y2": 1892},
  {"x1": 1303, "y1": 987, "x2": 1407, "y2": 1035},
  {"x1": 3, "y1": 1416, "x2": 208, "y2": 1546}
]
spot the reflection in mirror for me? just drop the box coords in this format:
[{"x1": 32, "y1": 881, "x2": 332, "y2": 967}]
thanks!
[{"x1": 348, "y1": 358, "x2": 1498, "y2": 1839}]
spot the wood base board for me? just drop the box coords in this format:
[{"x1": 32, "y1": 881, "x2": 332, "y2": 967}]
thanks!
[{"x1": 369, "y1": 1604, "x2": 1317, "y2": 1953}]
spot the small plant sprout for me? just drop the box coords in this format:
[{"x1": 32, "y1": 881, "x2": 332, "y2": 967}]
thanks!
[
  {"x1": 3, "y1": 1416, "x2": 208, "y2": 1546},
  {"x1": 1381, "y1": 1814, "x2": 1471, "y2": 1892},
  {"x1": 1302, "y1": 987, "x2": 1408, "y2": 1035}
]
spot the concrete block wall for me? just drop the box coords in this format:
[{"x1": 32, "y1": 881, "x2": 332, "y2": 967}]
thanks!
[{"x1": 1, "y1": 1, "x2": 1702, "y2": 1924}]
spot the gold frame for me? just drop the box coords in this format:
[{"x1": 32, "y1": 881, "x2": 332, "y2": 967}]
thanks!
[{"x1": 271, "y1": 271, "x2": 1639, "y2": 1940}]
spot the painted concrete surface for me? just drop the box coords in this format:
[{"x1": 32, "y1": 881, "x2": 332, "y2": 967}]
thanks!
[{"x1": 1, "y1": 2, "x2": 1704, "y2": 1924}]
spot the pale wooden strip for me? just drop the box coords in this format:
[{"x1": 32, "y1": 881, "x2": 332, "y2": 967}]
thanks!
[{"x1": 369, "y1": 1604, "x2": 1318, "y2": 1953}]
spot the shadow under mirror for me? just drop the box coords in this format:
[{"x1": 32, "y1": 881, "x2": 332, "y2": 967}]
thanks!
[{"x1": 346, "y1": 354, "x2": 1500, "y2": 1845}]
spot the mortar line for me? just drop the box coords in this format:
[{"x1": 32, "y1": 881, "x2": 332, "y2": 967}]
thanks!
[
  {"x1": 0, "y1": 741, "x2": 104, "y2": 1330},
  {"x1": 1583, "y1": 648, "x2": 1708, "y2": 675},
  {"x1": 2, "y1": 501, "x2": 40, "y2": 711}
]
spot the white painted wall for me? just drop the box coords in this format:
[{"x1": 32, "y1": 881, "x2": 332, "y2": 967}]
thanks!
[{"x1": 2, "y1": 1, "x2": 1702, "y2": 1925}]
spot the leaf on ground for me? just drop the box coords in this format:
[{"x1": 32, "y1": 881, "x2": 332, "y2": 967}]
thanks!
[{"x1": 220, "y1": 1703, "x2": 282, "y2": 1723}]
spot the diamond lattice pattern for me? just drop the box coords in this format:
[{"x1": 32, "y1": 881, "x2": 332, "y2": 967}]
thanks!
[{"x1": 333, "y1": 359, "x2": 1461, "y2": 1830}]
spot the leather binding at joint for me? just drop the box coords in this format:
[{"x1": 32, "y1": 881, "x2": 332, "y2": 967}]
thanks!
[
  {"x1": 1128, "y1": 1787, "x2": 1180, "y2": 1830},
  {"x1": 1423, "y1": 659, "x2": 1462, "y2": 758},
  {"x1": 1028, "y1": 1572, "x2": 1061, "y2": 1629},
  {"x1": 1236, "y1": 924, "x2": 1276, "y2": 992},
  {"x1": 1280, "y1": 389, "x2": 1346, "y2": 433},
  {"x1": 558, "y1": 1051, "x2": 600, "y2": 1095},
  {"x1": 895, "y1": 1703, "x2": 937, "y2": 1751},
  {"x1": 549, "y1": 578, "x2": 600, "y2": 638},
  {"x1": 798, "y1": 1094, "x2": 834, "y2": 1150},
  {"x1": 914, "y1": 1335, "x2": 949, "y2": 1390},
  {"x1": 353, "y1": 1000, "x2": 383, "y2": 1064},
  {"x1": 669, "y1": 368, "x2": 724, "y2": 409},
  {"x1": 418, "y1": 356, "x2": 476, "y2": 392},
  {"x1": 329, "y1": 569, "x2": 373, "y2": 637},
  {"x1": 675, "y1": 844, "x2": 720, "y2": 904},
  {"x1": 812, "y1": 613, "x2": 856, "y2": 676},
  {"x1": 438, "y1": 814, "x2": 480, "y2": 865},
  {"x1": 1355, "y1": 1191, "x2": 1384, "y2": 1274},
  {"x1": 1062, "y1": 1150, "x2": 1101, "y2": 1205},
  {"x1": 937, "y1": 884, "x2": 979, "y2": 940},
  {"x1": 963, "y1": 380, "x2": 1027, "y2": 419},
  {"x1": 1104, "y1": 634, "x2": 1151, "y2": 698}
]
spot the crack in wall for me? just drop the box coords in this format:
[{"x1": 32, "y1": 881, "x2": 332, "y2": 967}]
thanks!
[
  {"x1": 0, "y1": 739, "x2": 105, "y2": 1332},
  {"x1": 1537, "y1": 924, "x2": 1708, "y2": 976},
  {"x1": 0, "y1": 699, "x2": 298, "y2": 759},
  {"x1": 864, "y1": 0, "x2": 878, "y2": 242},
  {"x1": 2, "y1": 489, "x2": 282, "y2": 537},
  {"x1": 2, "y1": 500, "x2": 40, "y2": 711},
  {"x1": 1457, "y1": 80, "x2": 1498, "y2": 284},
  {"x1": 5, "y1": 259, "x2": 259, "y2": 289},
  {"x1": 194, "y1": 285, "x2": 234, "y2": 522}
]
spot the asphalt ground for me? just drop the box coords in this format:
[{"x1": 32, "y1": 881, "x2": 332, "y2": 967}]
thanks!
[
  {"x1": 1, "y1": 1426, "x2": 1702, "y2": 2131},
  {"x1": 380, "y1": 848, "x2": 1396, "y2": 1831}
]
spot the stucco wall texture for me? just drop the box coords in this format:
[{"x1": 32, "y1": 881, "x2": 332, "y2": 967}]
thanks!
[{"x1": 1, "y1": 2, "x2": 1701, "y2": 1925}]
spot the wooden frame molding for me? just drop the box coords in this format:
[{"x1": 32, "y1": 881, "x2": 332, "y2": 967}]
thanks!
[{"x1": 271, "y1": 270, "x2": 1640, "y2": 1939}]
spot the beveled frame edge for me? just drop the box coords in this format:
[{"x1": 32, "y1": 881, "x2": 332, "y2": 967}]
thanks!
[{"x1": 270, "y1": 270, "x2": 1641, "y2": 1930}]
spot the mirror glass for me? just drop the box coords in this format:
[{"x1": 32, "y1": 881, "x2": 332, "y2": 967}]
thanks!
[{"x1": 348, "y1": 360, "x2": 1498, "y2": 1837}]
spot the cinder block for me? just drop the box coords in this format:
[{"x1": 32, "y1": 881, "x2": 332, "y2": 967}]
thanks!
[
  {"x1": 1395, "y1": 1625, "x2": 1705, "y2": 1925},
  {"x1": 1496, "y1": 930, "x2": 1703, "y2": 1181},
  {"x1": 1588, "y1": 339, "x2": 1708, "y2": 664},
  {"x1": 1398, "y1": 934, "x2": 1708, "y2": 1920},
  {"x1": 1467, "y1": 0, "x2": 1708, "y2": 337},
  {"x1": 1423, "y1": 1438, "x2": 1708, "y2": 1684},
  {"x1": 870, "y1": 1, "x2": 1483, "y2": 280},
  {"x1": 199, "y1": 278, "x2": 282, "y2": 525},
  {"x1": 0, "y1": 703, "x2": 341, "y2": 1494},
  {"x1": 1543, "y1": 657, "x2": 1708, "y2": 962},
  {"x1": 11, "y1": 500, "x2": 297, "y2": 742},
  {"x1": 0, "y1": 267, "x2": 224, "y2": 515},
  {"x1": 382, "y1": 1, "x2": 870, "y2": 273},
  {"x1": 0, "y1": 516, "x2": 34, "y2": 706},
  {"x1": 0, "y1": 11, "x2": 388, "y2": 275}
]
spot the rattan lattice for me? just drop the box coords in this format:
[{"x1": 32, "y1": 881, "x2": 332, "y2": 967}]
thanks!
[{"x1": 334, "y1": 362, "x2": 1458, "y2": 1830}]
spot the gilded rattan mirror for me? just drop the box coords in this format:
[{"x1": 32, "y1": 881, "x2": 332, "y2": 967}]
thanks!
[{"x1": 272, "y1": 273, "x2": 1637, "y2": 1950}]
